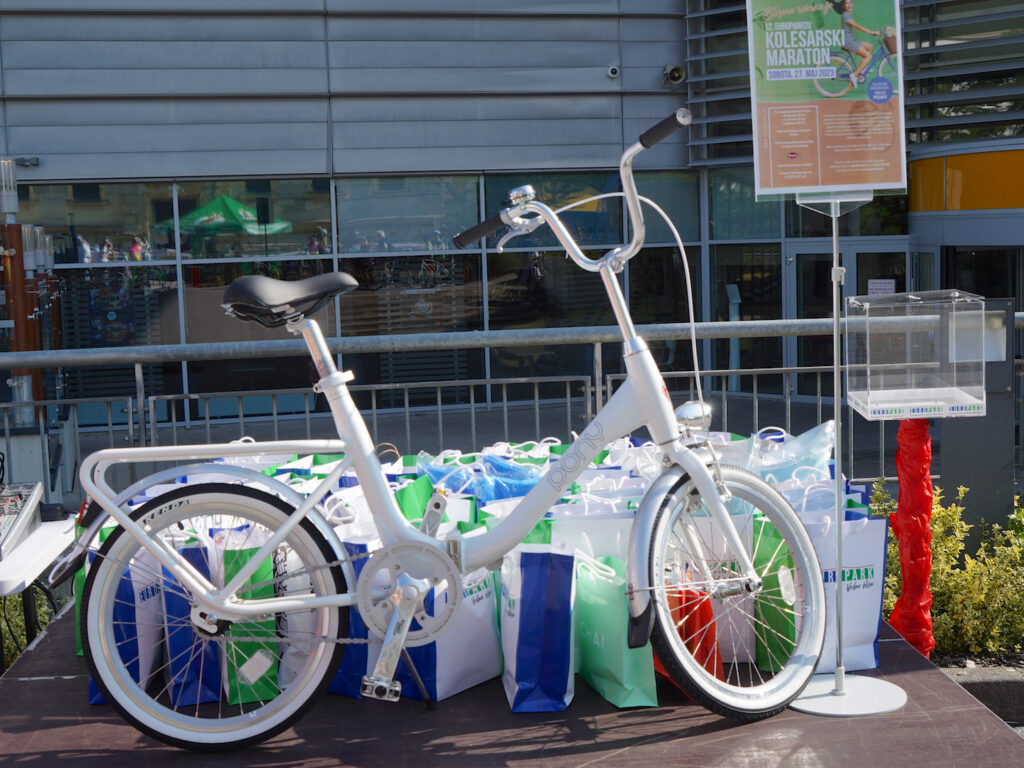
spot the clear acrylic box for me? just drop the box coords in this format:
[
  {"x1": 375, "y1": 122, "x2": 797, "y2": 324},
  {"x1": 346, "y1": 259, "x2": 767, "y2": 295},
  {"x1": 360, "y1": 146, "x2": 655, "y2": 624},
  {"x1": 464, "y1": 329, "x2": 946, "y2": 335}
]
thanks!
[{"x1": 845, "y1": 290, "x2": 986, "y2": 421}]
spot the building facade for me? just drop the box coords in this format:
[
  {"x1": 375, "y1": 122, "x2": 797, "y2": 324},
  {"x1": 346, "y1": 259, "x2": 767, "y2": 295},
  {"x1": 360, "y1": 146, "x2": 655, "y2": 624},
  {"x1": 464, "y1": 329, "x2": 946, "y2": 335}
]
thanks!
[{"x1": 0, "y1": 0, "x2": 1021, "y2": 409}]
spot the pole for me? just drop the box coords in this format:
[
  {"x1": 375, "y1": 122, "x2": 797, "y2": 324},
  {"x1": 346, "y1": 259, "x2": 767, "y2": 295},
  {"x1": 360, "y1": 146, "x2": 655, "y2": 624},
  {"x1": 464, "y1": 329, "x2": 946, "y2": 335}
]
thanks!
[
  {"x1": 829, "y1": 198, "x2": 846, "y2": 694},
  {"x1": 790, "y1": 191, "x2": 907, "y2": 716}
]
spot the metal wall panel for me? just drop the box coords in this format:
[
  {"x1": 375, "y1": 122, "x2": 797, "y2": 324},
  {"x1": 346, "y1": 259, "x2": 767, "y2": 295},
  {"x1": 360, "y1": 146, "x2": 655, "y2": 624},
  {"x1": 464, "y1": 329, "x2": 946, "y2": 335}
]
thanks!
[{"x1": 0, "y1": 1, "x2": 688, "y2": 181}]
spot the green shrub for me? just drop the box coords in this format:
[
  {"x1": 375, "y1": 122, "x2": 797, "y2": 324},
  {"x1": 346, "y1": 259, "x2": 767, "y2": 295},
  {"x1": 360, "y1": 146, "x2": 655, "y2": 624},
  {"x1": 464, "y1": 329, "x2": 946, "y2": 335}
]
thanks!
[
  {"x1": 871, "y1": 482, "x2": 1024, "y2": 657},
  {"x1": 1, "y1": 589, "x2": 56, "y2": 670}
]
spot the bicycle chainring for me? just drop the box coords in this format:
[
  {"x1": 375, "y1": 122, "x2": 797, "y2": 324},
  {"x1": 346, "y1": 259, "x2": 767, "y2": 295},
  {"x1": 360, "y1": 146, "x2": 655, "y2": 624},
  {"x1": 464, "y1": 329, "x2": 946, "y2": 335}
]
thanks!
[{"x1": 355, "y1": 542, "x2": 462, "y2": 647}]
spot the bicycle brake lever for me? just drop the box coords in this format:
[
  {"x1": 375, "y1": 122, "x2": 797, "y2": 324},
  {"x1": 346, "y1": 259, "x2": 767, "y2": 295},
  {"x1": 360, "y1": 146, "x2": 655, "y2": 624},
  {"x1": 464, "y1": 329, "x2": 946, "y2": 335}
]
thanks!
[{"x1": 495, "y1": 214, "x2": 544, "y2": 252}]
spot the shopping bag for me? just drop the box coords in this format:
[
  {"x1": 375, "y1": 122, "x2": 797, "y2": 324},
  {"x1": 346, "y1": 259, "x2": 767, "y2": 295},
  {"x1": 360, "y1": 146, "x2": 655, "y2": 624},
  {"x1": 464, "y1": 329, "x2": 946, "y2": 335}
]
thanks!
[
  {"x1": 87, "y1": 549, "x2": 163, "y2": 705},
  {"x1": 575, "y1": 554, "x2": 657, "y2": 708},
  {"x1": 652, "y1": 587, "x2": 724, "y2": 689},
  {"x1": 804, "y1": 510, "x2": 889, "y2": 673},
  {"x1": 327, "y1": 536, "x2": 382, "y2": 698},
  {"x1": 162, "y1": 542, "x2": 222, "y2": 705},
  {"x1": 681, "y1": 507, "x2": 756, "y2": 663},
  {"x1": 717, "y1": 422, "x2": 835, "y2": 485},
  {"x1": 752, "y1": 514, "x2": 797, "y2": 673},
  {"x1": 76, "y1": 524, "x2": 116, "y2": 657},
  {"x1": 209, "y1": 525, "x2": 279, "y2": 705},
  {"x1": 500, "y1": 544, "x2": 576, "y2": 712},
  {"x1": 419, "y1": 453, "x2": 543, "y2": 503},
  {"x1": 400, "y1": 568, "x2": 503, "y2": 702}
]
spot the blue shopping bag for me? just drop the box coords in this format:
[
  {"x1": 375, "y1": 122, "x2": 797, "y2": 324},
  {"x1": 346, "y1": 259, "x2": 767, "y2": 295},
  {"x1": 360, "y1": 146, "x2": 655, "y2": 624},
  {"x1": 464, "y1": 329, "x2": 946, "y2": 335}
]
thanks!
[
  {"x1": 162, "y1": 544, "x2": 221, "y2": 706},
  {"x1": 500, "y1": 545, "x2": 576, "y2": 712},
  {"x1": 328, "y1": 539, "x2": 378, "y2": 697},
  {"x1": 87, "y1": 549, "x2": 164, "y2": 705}
]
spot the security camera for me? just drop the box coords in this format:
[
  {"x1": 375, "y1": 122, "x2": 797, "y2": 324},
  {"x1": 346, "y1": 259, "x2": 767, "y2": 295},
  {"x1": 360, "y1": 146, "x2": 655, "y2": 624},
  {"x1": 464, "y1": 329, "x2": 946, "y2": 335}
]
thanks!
[
  {"x1": 607, "y1": 65, "x2": 620, "y2": 79},
  {"x1": 663, "y1": 65, "x2": 686, "y2": 85}
]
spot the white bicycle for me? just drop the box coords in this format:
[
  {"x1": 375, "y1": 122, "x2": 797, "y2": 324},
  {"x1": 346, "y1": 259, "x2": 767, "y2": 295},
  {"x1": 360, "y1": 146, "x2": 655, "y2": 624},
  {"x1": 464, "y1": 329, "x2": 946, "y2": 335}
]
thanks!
[{"x1": 50, "y1": 109, "x2": 825, "y2": 751}]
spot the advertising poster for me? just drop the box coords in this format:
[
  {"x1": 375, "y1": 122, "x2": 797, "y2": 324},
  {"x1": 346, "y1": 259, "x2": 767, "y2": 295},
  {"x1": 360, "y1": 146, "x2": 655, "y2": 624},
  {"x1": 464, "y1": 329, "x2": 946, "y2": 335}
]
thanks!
[{"x1": 745, "y1": 0, "x2": 906, "y2": 197}]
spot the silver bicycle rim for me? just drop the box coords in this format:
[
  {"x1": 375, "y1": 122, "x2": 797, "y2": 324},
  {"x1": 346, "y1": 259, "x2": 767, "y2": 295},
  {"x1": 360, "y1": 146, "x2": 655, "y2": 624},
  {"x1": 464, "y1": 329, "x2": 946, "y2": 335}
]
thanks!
[
  {"x1": 83, "y1": 485, "x2": 344, "y2": 749},
  {"x1": 649, "y1": 465, "x2": 826, "y2": 715}
]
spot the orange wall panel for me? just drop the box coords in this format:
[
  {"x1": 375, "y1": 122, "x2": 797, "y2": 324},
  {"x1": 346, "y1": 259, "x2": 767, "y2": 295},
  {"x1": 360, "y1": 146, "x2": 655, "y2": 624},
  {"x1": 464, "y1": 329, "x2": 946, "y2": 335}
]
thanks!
[
  {"x1": 909, "y1": 157, "x2": 945, "y2": 212},
  {"x1": 945, "y1": 151, "x2": 1024, "y2": 211}
]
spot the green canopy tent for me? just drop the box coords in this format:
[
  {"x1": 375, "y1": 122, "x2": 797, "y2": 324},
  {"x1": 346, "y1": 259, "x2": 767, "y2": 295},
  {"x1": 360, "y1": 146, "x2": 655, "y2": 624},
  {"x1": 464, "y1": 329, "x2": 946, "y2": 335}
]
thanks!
[{"x1": 165, "y1": 194, "x2": 292, "y2": 235}]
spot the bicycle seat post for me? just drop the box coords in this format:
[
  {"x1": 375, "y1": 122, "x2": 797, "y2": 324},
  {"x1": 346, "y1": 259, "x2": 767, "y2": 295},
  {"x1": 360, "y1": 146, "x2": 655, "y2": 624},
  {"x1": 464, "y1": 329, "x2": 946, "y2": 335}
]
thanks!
[{"x1": 288, "y1": 317, "x2": 337, "y2": 382}]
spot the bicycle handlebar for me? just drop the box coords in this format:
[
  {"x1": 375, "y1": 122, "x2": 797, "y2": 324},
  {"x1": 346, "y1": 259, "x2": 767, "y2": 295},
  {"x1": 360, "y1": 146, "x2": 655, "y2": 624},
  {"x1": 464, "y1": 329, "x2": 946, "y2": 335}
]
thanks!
[
  {"x1": 452, "y1": 211, "x2": 505, "y2": 250},
  {"x1": 454, "y1": 108, "x2": 691, "y2": 257},
  {"x1": 639, "y1": 108, "x2": 692, "y2": 148}
]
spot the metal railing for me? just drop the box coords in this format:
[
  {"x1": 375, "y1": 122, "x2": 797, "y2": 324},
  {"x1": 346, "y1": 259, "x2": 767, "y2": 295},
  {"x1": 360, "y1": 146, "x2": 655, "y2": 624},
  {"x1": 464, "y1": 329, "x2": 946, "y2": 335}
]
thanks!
[{"x1": 1, "y1": 314, "x2": 1021, "y2": 510}]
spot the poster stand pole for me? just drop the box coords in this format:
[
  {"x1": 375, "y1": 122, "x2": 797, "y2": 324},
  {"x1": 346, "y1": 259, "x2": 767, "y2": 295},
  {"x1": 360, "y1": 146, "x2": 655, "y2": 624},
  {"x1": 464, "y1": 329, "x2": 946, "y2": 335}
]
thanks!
[{"x1": 788, "y1": 191, "x2": 907, "y2": 717}]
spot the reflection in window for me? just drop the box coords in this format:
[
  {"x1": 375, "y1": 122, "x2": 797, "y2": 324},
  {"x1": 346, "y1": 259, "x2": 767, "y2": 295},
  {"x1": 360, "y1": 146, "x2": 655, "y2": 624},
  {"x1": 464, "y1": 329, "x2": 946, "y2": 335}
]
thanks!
[
  {"x1": 337, "y1": 252, "x2": 482, "y2": 337},
  {"x1": 20, "y1": 182, "x2": 175, "y2": 264},
  {"x1": 629, "y1": 246, "x2": 699, "y2": 380},
  {"x1": 335, "y1": 176, "x2": 478, "y2": 254},
  {"x1": 635, "y1": 171, "x2": 700, "y2": 243},
  {"x1": 484, "y1": 172, "x2": 622, "y2": 249},
  {"x1": 487, "y1": 247, "x2": 613, "y2": 381},
  {"x1": 785, "y1": 194, "x2": 908, "y2": 237},
  {"x1": 709, "y1": 167, "x2": 780, "y2": 240},
  {"x1": 711, "y1": 243, "x2": 784, "y2": 392},
  {"x1": 174, "y1": 179, "x2": 331, "y2": 259},
  {"x1": 57, "y1": 264, "x2": 179, "y2": 399},
  {"x1": 183, "y1": 259, "x2": 337, "y2": 344}
]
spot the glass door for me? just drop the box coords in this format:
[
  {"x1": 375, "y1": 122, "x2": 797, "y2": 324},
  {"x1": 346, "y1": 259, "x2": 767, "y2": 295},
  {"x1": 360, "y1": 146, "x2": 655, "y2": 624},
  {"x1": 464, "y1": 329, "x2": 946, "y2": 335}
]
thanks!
[
  {"x1": 784, "y1": 242, "x2": 908, "y2": 397},
  {"x1": 710, "y1": 243, "x2": 785, "y2": 394},
  {"x1": 785, "y1": 247, "x2": 838, "y2": 397}
]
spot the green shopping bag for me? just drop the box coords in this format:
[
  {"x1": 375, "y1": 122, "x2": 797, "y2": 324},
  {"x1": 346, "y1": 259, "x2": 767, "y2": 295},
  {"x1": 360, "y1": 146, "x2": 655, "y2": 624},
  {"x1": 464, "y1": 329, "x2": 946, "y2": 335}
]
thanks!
[
  {"x1": 214, "y1": 528, "x2": 278, "y2": 705},
  {"x1": 574, "y1": 554, "x2": 658, "y2": 708},
  {"x1": 75, "y1": 524, "x2": 116, "y2": 656},
  {"x1": 753, "y1": 514, "x2": 797, "y2": 673}
]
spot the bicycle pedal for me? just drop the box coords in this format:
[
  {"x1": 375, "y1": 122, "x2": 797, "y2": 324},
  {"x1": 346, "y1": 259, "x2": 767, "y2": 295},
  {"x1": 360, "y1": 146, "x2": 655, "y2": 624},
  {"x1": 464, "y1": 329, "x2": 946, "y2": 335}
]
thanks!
[{"x1": 361, "y1": 674, "x2": 402, "y2": 702}]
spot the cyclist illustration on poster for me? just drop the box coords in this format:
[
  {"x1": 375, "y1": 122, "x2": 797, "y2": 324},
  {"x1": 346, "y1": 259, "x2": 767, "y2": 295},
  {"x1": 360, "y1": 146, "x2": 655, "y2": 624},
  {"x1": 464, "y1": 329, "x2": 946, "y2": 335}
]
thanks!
[{"x1": 744, "y1": 0, "x2": 905, "y2": 196}]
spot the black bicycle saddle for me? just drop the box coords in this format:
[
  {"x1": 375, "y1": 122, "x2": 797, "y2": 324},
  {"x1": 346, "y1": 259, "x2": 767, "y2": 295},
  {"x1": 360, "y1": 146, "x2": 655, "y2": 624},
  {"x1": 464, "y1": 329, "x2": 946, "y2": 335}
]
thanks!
[{"x1": 221, "y1": 272, "x2": 358, "y2": 327}]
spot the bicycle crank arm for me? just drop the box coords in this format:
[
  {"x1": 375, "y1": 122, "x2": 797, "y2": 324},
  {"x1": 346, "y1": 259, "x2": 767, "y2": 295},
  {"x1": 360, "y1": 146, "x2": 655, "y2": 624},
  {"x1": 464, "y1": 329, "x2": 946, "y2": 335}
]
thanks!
[{"x1": 361, "y1": 578, "x2": 427, "y2": 702}]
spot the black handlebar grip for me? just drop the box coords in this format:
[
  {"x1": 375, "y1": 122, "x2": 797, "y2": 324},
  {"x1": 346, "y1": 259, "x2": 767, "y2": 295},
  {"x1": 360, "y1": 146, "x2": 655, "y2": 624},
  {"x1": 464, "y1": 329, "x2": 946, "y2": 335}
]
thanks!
[
  {"x1": 453, "y1": 212, "x2": 506, "y2": 249},
  {"x1": 638, "y1": 108, "x2": 692, "y2": 149}
]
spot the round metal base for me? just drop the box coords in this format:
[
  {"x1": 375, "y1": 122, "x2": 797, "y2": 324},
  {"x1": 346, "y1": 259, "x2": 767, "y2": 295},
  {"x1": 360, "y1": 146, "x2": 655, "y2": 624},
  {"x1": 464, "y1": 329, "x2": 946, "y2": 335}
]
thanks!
[{"x1": 789, "y1": 673, "x2": 907, "y2": 716}]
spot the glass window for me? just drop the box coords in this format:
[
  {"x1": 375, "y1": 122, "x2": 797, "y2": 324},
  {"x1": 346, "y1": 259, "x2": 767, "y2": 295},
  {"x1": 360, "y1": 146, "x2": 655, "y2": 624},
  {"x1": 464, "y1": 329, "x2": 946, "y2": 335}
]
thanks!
[
  {"x1": 484, "y1": 172, "x2": 622, "y2": 249},
  {"x1": 183, "y1": 259, "x2": 337, "y2": 345},
  {"x1": 635, "y1": 171, "x2": 700, "y2": 243},
  {"x1": 710, "y1": 243, "x2": 784, "y2": 389},
  {"x1": 487, "y1": 247, "x2": 614, "y2": 380},
  {"x1": 708, "y1": 167, "x2": 780, "y2": 240},
  {"x1": 174, "y1": 179, "x2": 331, "y2": 260},
  {"x1": 629, "y1": 246, "x2": 700, "y2": 378},
  {"x1": 338, "y1": 252, "x2": 483, "y2": 335},
  {"x1": 57, "y1": 264, "x2": 180, "y2": 400},
  {"x1": 335, "y1": 175, "x2": 478, "y2": 254},
  {"x1": 20, "y1": 182, "x2": 175, "y2": 264},
  {"x1": 785, "y1": 194, "x2": 908, "y2": 237}
]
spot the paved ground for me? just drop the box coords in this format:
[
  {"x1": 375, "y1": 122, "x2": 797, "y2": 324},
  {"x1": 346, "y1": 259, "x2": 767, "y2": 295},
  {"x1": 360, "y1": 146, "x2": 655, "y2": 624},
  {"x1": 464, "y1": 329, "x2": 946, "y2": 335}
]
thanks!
[{"x1": 1, "y1": 612, "x2": 1022, "y2": 766}]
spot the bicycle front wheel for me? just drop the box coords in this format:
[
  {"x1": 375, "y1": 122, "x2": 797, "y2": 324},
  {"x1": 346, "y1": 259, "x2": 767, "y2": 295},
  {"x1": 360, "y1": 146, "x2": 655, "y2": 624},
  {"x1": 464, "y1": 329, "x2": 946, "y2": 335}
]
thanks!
[
  {"x1": 648, "y1": 465, "x2": 825, "y2": 719},
  {"x1": 813, "y1": 53, "x2": 855, "y2": 97},
  {"x1": 82, "y1": 484, "x2": 348, "y2": 751}
]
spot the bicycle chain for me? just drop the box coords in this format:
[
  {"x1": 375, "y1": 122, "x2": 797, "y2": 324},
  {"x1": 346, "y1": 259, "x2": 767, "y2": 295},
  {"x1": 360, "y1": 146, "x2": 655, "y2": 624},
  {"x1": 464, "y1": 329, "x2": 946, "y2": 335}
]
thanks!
[{"x1": 267, "y1": 547, "x2": 377, "y2": 646}]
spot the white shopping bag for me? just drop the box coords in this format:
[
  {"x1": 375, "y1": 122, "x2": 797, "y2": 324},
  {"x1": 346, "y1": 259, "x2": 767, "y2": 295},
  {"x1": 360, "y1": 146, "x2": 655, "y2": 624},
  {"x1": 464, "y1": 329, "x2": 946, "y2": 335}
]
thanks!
[
  {"x1": 803, "y1": 511, "x2": 888, "y2": 673},
  {"x1": 402, "y1": 567, "x2": 503, "y2": 702}
]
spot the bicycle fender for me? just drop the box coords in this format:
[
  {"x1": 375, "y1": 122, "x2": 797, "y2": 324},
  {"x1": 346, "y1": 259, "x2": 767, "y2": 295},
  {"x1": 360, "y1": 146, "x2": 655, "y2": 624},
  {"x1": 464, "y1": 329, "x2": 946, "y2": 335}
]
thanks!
[
  {"x1": 626, "y1": 465, "x2": 687, "y2": 649},
  {"x1": 50, "y1": 465, "x2": 356, "y2": 591}
]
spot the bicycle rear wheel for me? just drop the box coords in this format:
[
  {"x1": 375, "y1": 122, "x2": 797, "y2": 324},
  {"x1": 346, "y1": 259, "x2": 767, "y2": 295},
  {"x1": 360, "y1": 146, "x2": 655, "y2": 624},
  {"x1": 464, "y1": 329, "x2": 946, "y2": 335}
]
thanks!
[
  {"x1": 82, "y1": 484, "x2": 348, "y2": 750},
  {"x1": 813, "y1": 53, "x2": 855, "y2": 97},
  {"x1": 648, "y1": 465, "x2": 825, "y2": 720}
]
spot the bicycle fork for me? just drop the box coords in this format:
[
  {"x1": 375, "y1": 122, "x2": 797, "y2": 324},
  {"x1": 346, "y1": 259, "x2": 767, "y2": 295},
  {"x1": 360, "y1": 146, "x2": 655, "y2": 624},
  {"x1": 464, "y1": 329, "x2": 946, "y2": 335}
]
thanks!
[{"x1": 625, "y1": 445, "x2": 762, "y2": 649}]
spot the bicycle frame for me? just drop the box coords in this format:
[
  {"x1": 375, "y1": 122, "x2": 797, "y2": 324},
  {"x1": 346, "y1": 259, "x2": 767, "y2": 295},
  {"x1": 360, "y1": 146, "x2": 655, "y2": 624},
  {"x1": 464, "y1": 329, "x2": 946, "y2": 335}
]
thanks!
[{"x1": 70, "y1": 108, "x2": 758, "y2": 640}]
